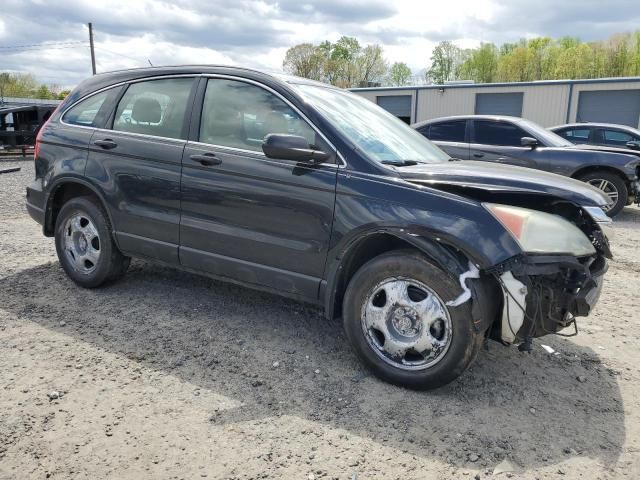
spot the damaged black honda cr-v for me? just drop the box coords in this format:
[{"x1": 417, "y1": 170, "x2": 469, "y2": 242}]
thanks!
[{"x1": 26, "y1": 66, "x2": 612, "y2": 389}]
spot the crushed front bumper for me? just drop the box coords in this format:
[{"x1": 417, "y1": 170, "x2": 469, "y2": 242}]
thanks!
[{"x1": 494, "y1": 254, "x2": 607, "y2": 343}]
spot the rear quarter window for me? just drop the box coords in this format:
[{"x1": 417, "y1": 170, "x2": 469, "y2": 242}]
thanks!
[{"x1": 62, "y1": 90, "x2": 111, "y2": 127}]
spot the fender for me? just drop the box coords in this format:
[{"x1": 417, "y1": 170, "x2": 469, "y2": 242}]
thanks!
[
  {"x1": 44, "y1": 176, "x2": 119, "y2": 247},
  {"x1": 322, "y1": 225, "x2": 498, "y2": 327}
]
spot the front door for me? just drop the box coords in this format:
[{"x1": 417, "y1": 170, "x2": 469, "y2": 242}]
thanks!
[
  {"x1": 470, "y1": 120, "x2": 545, "y2": 169},
  {"x1": 180, "y1": 77, "x2": 338, "y2": 300}
]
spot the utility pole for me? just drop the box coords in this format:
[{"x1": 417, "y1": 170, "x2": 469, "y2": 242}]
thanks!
[{"x1": 88, "y1": 22, "x2": 96, "y2": 75}]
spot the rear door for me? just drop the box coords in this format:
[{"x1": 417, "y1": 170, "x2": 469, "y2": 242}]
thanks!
[
  {"x1": 416, "y1": 119, "x2": 469, "y2": 159},
  {"x1": 179, "y1": 77, "x2": 338, "y2": 300},
  {"x1": 470, "y1": 119, "x2": 543, "y2": 169},
  {"x1": 85, "y1": 76, "x2": 197, "y2": 264},
  {"x1": 594, "y1": 128, "x2": 637, "y2": 148},
  {"x1": 54, "y1": 88, "x2": 122, "y2": 178}
]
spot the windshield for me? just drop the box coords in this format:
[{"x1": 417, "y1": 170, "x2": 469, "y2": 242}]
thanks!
[
  {"x1": 293, "y1": 83, "x2": 450, "y2": 165},
  {"x1": 517, "y1": 118, "x2": 574, "y2": 147}
]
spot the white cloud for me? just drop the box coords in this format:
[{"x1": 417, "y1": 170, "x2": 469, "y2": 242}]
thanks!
[{"x1": 0, "y1": 0, "x2": 638, "y2": 87}]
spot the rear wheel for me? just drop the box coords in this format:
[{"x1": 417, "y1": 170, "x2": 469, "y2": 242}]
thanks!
[
  {"x1": 342, "y1": 249, "x2": 483, "y2": 390},
  {"x1": 577, "y1": 171, "x2": 628, "y2": 217},
  {"x1": 54, "y1": 196, "x2": 130, "y2": 288}
]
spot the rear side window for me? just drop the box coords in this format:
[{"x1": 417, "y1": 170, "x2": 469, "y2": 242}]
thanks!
[
  {"x1": 112, "y1": 78, "x2": 193, "y2": 140},
  {"x1": 62, "y1": 90, "x2": 110, "y2": 127},
  {"x1": 199, "y1": 79, "x2": 322, "y2": 153},
  {"x1": 602, "y1": 129, "x2": 633, "y2": 145},
  {"x1": 474, "y1": 120, "x2": 527, "y2": 147},
  {"x1": 558, "y1": 128, "x2": 590, "y2": 142},
  {"x1": 428, "y1": 120, "x2": 466, "y2": 142}
]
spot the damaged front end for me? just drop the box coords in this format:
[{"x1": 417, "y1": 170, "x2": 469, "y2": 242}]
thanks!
[
  {"x1": 481, "y1": 203, "x2": 611, "y2": 345},
  {"x1": 490, "y1": 252, "x2": 608, "y2": 344}
]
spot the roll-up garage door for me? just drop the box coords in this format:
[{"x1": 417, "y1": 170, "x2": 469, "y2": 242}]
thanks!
[
  {"x1": 475, "y1": 92, "x2": 524, "y2": 117},
  {"x1": 376, "y1": 95, "x2": 412, "y2": 123},
  {"x1": 577, "y1": 90, "x2": 640, "y2": 127}
]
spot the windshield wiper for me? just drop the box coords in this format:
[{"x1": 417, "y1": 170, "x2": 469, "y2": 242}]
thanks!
[
  {"x1": 381, "y1": 160, "x2": 419, "y2": 167},
  {"x1": 448, "y1": 157, "x2": 463, "y2": 162}
]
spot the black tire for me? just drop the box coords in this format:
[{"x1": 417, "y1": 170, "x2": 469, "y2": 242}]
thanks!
[
  {"x1": 576, "y1": 171, "x2": 628, "y2": 217},
  {"x1": 342, "y1": 249, "x2": 483, "y2": 390},
  {"x1": 54, "y1": 196, "x2": 130, "y2": 288}
]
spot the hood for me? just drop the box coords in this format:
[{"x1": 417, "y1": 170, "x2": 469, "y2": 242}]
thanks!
[{"x1": 397, "y1": 160, "x2": 610, "y2": 207}]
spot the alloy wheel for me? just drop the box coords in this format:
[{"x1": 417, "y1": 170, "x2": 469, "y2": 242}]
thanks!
[
  {"x1": 360, "y1": 277, "x2": 452, "y2": 371},
  {"x1": 587, "y1": 178, "x2": 619, "y2": 212},
  {"x1": 63, "y1": 213, "x2": 101, "y2": 274}
]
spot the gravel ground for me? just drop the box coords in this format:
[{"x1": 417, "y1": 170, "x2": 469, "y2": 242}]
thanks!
[{"x1": 1, "y1": 160, "x2": 639, "y2": 480}]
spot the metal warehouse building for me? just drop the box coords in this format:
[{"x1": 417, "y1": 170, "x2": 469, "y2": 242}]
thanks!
[{"x1": 351, "y1": 77, "x2": 640, "y2": 128}]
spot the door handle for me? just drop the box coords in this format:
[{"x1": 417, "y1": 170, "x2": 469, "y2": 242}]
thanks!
[
  {"x1": 190, "y1": 153, "x2": 222, "y2": 166},
  {"x1": 94, "y1": 139, "x2": 117, "y2": 149},
  {"x1": 473, "y1": 153, "x2": 484, "y2": 158}
]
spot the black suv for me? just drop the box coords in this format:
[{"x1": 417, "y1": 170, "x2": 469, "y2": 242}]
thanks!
[{"x1": 27, "y1": 66, "x2": 612, "y2": 389}]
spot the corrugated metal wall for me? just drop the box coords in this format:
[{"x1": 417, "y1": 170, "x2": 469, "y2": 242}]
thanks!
[
  {"x1": 416, "y1": 84, "x2": 569, "y2": 126},
  {"x1": 352, "y1": 78, "x2": 640, "y2": 128}
]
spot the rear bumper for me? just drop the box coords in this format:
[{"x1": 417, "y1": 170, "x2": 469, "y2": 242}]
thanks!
[
  {"x1": 26, "y1": 201, "x2": 45, "y2": 226},
  {"x1": 25, "y1": 180, "x2": 46, "y2": 227}
]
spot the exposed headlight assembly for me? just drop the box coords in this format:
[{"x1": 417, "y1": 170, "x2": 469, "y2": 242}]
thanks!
[{"x1": 484, "y1": 203, "x2": 596, "y2": 256}]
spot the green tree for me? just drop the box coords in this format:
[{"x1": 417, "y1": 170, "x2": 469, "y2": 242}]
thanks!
[
  {"x1": 388, "y1": 62, "x2": 412, "y2": 86},
  {"x1": 35, "y1": 85, "x2": 53, "y2": 99},
  {"x1": 355, "y1": 45, "x2": 387, "y2": 86},
  {"x1": 427, "y1": 41, "x2": 461, "y2": 84},
  {"x1": 459, "y1": 43, "x2": 498, "y2": 83},
  {"x1": 283, "y1": 43, "x2": 324, "y2": 80}
]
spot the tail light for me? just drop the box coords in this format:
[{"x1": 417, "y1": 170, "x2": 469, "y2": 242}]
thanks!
[{"x1": 34, "y1": 104, "x2": 62, "y2": 160}]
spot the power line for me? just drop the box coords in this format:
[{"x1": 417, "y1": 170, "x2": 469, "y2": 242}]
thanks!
[
  {"x1": 94, "y1": 46, "x2": 146, "y2": 64},
  {"x1": 0, "y1": 45, "x2": 89, "y2": 54},
  {"x1": 0, "y1": 41, "x2": 87, "y2": 50}
]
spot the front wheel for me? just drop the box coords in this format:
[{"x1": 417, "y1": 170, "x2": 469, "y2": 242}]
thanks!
[
  {"x1": 342, "y1": 249, "x2": 483, "y2": 390},
  {"x1": 577, "y1": 171, "x2": 628, "y2": 217}
]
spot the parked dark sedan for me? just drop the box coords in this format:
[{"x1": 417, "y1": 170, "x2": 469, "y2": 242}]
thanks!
[
  {"x1": 413, "y1": 115, "x2": 640, "y2": 216},
  {"x1": 549, "y1": 122, "x2": 640, "y2": 150},
  {"x1": 27, "y1": 66, "x2": 612, "y2": 389}
]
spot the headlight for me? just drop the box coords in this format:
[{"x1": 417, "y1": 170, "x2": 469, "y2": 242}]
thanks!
[{"x1": 484, "y1": 203, "x2": 596, "y2": 256}]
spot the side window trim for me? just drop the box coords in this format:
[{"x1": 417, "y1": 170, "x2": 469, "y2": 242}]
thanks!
[{"x1": 192, "y1": 74, "x2": 341, "y2": 165}]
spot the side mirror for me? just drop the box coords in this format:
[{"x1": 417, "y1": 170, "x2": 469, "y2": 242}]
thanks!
[
  {"x1": 521, "y1": 136, "x2": 538, "y2": 149},
  {"x1": 262, "y1": 134, "x2": 330, "y2": 164},
  {"x1": 625, "y1": 141, "x2": 640, "y2": 150}
]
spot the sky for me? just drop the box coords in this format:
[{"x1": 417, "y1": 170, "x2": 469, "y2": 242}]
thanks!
[{"x1": 1, "y1": 0, "x2": 640, "y2": 88}]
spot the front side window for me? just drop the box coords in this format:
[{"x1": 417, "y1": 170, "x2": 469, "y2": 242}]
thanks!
[
  {"x1": 474, "y1": 120, "x2": 527, "y2": 147},
  {"x1": 558, "y1": 128, "x2": 590, "y2": 142},
  {"x1": 428, "y1": 120, "x2": 466, "y2": 142},
  {"x1": 200, "y1": 79, "x2": 320, "y2": 153},
  {"x1": 62, "y1": 90, "x2": 110, "y2": 127},
  {"x1": 113, "y1": 78, "x2": 193, "y2": 139}
]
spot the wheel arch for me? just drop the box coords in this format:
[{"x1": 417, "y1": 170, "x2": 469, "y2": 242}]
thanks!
[
  {"x1": 323, "y1": 228, "x2": 479, "y2": 321},
  {"x1": 44, "y1": 178, "x2": 115, "y2": 238},
  {"x1": 571, "y1": 165, "x2": 630, "y2": 186}
]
